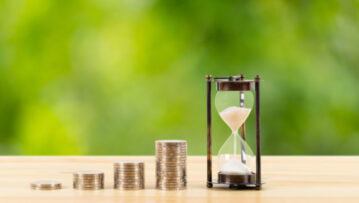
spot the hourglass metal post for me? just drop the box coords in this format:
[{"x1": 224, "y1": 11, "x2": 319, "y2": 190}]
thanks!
[
  {"x1": 206, "y1": 74, "x2": 262, "y2": 190},
  {"x1": 206, "y1": 74, "x2": 213, "y2": 188},
  {"x1": 255, "y1": 75, "x2": 261, "y2": 190}
]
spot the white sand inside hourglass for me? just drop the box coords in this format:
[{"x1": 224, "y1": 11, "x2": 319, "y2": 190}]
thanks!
[
  {"x1": 221, "y1": 159, "x2": 251, "y2": 175},
  {"x1": 219, "y1": 106, "x2": 252, "y2": 175},
  {"x1": 219, "y1": 106, "x2": 251, "y2": 132}
]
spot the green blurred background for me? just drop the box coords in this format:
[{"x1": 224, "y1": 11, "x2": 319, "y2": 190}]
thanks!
[{"x1": 0, "y1": 0, "x2": 358, "y2": 155}]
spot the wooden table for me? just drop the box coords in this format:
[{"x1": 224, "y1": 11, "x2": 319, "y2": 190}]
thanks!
[{"x1": 0, "y1": 156, "x2": 358, "y2": 202}]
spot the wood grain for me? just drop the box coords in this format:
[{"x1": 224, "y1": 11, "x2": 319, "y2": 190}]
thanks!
[{"x1": 0, "y1": 156, "x2": 358, "y2": 203}]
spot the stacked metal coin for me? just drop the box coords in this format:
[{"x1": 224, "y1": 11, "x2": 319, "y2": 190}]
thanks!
[
  {"x1": 30, "y1": 180, "x2": 62, "y2": 190},
  {"x1": 114, "y1": 161, "x2": 144, "y2": 190},
  {"x1": 156, "y1": 140, "x2": 187, "y2": 190},
  {"x1": 73, "y1": 171, "x2": 104, "y2": 190}
]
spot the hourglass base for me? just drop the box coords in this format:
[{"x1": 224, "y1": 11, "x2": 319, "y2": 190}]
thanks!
[
  {"x1": 209, "y1": 172, "x2": 261, "y2": 189},
  {"x1": 218, "y1": 171, "x2": 256, "y2": 184}
]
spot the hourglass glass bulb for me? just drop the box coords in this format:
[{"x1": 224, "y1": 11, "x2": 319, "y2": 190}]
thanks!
[{"x1": 215, "y1": 91, "x2": 255, "y2": 175}]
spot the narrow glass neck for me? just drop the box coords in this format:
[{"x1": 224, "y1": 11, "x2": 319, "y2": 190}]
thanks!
[{"x1": 233, "y1": 131, "x2": 239, "y2": 156}]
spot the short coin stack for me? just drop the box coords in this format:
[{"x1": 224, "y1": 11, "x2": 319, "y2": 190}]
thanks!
[
  {"x1": 114, "y1": 161, "x2": 144, "y2": 190},
  {"x1": 73, "y1": 171, "x2": 104, "y2": 190},
  {"x1": 156, "y1": 140, "x2": 187, "y2": 190},
  {"x1": 30, "y1": 180, "x2": 62, "y2": 190}
]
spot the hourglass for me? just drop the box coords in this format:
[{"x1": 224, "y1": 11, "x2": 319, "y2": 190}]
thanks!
[{"x1": 206, "y1": 74, "x2": 262, "y2": 189}]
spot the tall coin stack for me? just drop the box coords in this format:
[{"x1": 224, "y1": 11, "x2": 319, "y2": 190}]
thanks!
[
  {"x1": 114, "y1": 161, "x2": 144, "y2": 190},
  {"x1": 156, "y1": 140, "x2": 187, "y2": 190},
  {"x1": 73, "y1": 171, "x2": 104, "y2": 190}
]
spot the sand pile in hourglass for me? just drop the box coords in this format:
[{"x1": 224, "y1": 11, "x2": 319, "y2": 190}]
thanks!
[
  {"x1": 156, "y1": 140, "x2": 187, "y2": 190},
  {"x1": 219, "y1": 106, "x2": 251, "y2": 132},
  {"x1": 219, "y1": 106, "x2": 252, "y2": 175}
]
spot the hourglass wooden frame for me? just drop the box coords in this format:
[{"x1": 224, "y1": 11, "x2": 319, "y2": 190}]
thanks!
[{"x1": 206, "y1": 74, "x2": 262, "y2": 190}]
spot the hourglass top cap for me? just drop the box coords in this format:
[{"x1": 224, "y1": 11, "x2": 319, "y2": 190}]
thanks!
[{"x1": 213, "y1": 75, "x2": 259, "y2": 91}]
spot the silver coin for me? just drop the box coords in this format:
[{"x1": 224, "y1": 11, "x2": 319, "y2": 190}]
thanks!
[
  {"x1": 30, "y1": 180, "x2": 62, "y2": 190},
  {"x1": 156, "y1": 140, "x2": 187, "y2": 143},
  {"x1": 74, "y1": 170, "x2": 104, "y2": 175}
]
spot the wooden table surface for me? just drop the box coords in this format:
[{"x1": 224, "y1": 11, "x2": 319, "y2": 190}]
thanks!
[{"x1": 0, "y1": 156, "x2": 358, "y2": 203}]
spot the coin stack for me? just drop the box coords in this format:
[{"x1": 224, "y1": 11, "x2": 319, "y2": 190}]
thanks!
[
  {"x1": 113, "y1": 161, "x2": 144, "y2": 190},
  {"x1": 156, "y1": 140, "x2": 187, "y2": 190},
  {"x1": 73, "y1": 171, "x2": 104, "y2": 190},
  {"x1": 30, "y1": 180, "x2": 62, "y2": 190}
]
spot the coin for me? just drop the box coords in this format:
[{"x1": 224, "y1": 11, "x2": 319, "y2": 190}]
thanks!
[
  {"x1": 155, "y1": 140, "x2": 187, "y2": 190},
  {"x1": 113, "y1": 161, "x2": 144, "y2": 190},
  {"x1": 30, "y1": 180, "x2": 62, "y2": 190},
  {"x1": 73, "y1": 171, "x2": 104, "y2": 190}
]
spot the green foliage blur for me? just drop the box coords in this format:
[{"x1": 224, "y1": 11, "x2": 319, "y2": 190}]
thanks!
[{"x1": 0, "y1": 0, "x2": 358, "y2": 155}]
